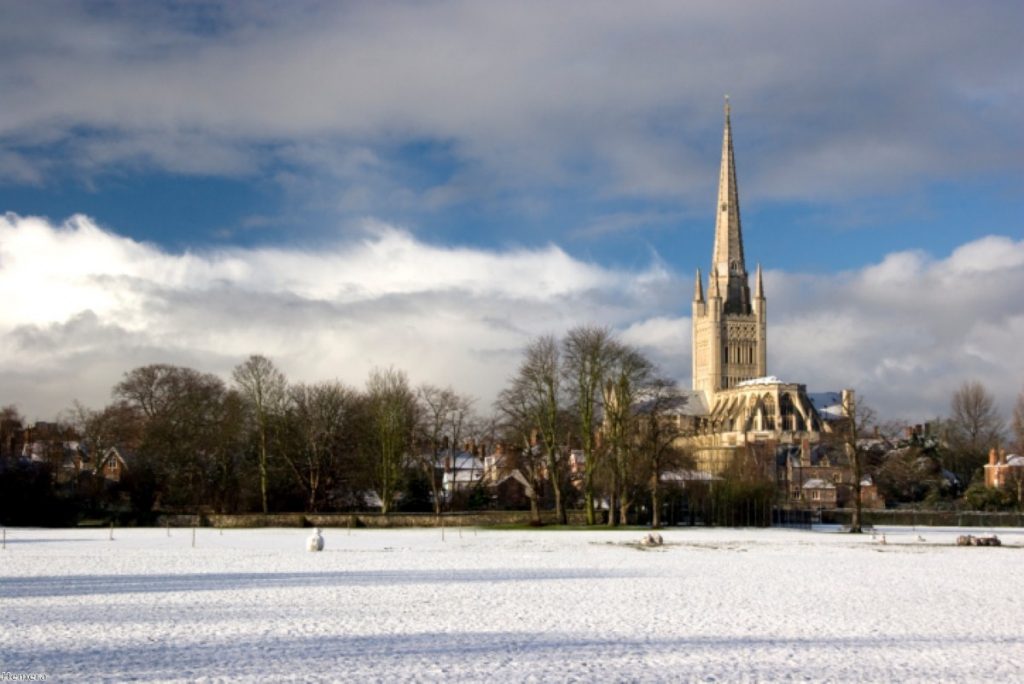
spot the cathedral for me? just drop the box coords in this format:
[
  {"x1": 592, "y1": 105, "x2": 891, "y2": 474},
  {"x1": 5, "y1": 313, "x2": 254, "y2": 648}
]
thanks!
[{"x1": 682, "y1": 100, "x2": 839, "y2": 473}]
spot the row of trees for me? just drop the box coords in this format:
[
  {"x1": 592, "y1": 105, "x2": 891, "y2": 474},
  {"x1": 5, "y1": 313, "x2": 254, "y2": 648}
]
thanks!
[
  {"x1": 2, "y1": 325, "x2": 691, "y2": 524},
  {"x1": 2, "y1": 336, "x2": 1022, "y2": 525}
]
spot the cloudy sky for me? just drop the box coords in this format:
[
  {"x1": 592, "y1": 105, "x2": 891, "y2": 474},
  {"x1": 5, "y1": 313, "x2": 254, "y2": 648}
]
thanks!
[{"x1": 1, "y1": 0, "x2": 1022, "y2": 423}]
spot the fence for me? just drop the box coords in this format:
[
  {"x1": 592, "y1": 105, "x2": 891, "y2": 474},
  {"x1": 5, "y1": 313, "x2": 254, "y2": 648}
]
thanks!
[
  {"x1": 819, "y1": 508, "x2": 1024, "y2": 528},
  {"x1": 157, "y1": 510, "x2": 591, "y2": 528}
]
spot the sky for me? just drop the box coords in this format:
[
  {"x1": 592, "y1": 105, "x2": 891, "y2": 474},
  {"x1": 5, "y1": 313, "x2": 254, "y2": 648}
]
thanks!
[{"x1": 0, "y1": 0, "x2": 1022, "y2": 424}]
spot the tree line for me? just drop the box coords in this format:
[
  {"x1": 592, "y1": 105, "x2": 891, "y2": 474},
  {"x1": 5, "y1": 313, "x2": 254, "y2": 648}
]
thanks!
[
  {"x1": 0, "y1": 325, "x2": 692, "y2": 526},
  {"x1": 2, "y1": 330, "x2": 1022, "y2": 526}
]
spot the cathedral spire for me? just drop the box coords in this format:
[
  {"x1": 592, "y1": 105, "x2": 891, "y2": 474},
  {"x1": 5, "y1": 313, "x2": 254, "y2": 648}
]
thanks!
[{"x1": 711, "y1": 96, "x2": 750, "y2": 315}]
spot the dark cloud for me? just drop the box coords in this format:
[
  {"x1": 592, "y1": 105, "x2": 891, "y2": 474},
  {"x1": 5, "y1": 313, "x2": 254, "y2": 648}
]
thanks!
[{"x1": 1, "y1": 1, "x2": 1020, "y2": 208}]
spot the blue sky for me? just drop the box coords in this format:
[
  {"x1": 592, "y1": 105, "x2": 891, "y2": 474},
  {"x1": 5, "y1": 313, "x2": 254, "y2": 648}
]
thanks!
[{"x1": 1, "y1": 0, "x2": 1022, "y2": 422}]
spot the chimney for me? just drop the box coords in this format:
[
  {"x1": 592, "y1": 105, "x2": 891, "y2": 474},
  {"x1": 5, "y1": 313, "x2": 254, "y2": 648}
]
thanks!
[
  {"x1": 989, "y1": 448, "x2": 998, "y2": 466},
  {"x1": 999, "y1": 448, "x2": 1007, "y2": 465}
]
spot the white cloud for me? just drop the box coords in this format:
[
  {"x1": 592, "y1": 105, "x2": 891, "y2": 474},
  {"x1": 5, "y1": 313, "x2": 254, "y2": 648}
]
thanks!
[
  {"x1": 769, "y1": 236, "x2": 1024, "y2": 421},
  {"x1": 0, "y1": 213, "x2": 672, "y2": 418},
  {"x1": 2, "y1": 213, "x2": 1021, "y2": 424}
]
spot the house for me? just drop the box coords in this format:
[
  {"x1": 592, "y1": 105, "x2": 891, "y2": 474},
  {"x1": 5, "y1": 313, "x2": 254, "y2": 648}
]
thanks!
[
  {"x1": 985, "y1": 448, "x2": 1024, "y2": 490},
  {"x1": 436, "y1": 447, "x2": 484, "y2": 502},
  {"x1": 778, "y1": 442, "x2": 886, "y2": 509},
  {"x1": 801, "y1": 478, "x2": 837, "y2": 507},
  {"x1": 96, "y1": 446, "x2": 130, "y2": 483},
  {"x1": 493, "y1": 470, "x2": 535, "y2": 509}
]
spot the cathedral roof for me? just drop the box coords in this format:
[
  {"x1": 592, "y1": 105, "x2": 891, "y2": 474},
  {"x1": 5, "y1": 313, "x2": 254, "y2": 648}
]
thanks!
[
  {"x1": 634, "y1": 389, "x2": 709, "y2": 416},
  {"x1": 807, "y1": 392, "x2": 845, "y2": 421}
]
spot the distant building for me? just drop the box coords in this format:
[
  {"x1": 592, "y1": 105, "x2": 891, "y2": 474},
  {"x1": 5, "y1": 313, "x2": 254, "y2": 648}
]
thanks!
[{"x1": 984, "y1": 448, "x2": 1024, "y2": 490}]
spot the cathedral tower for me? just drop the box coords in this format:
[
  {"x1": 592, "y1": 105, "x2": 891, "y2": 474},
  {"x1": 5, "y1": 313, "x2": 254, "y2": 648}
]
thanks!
[{"x1": 692, "y1": 98, "x2": 767, "y2": 400}]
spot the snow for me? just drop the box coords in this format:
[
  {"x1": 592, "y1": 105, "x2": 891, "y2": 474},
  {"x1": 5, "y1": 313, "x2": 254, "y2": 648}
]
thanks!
[
  {"x1": 2, "y1": 525, "x2": 1023, "y2": 682},
  {"x1": 735, "y1": 375, "x2": 783, "y2": 386}
]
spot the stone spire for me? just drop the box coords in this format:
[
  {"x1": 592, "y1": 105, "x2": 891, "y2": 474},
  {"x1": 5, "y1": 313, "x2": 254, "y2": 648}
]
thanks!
[
  {"x1": 754, "y1": 263, "x2": 764, "y2": 299},
  {"x1": 710, "y1": 265, "x2": 721, "y2": 300},
  {"x1": 711, "y1": 96, "x2": 751, "y2": 315},
  {"x1": 693, "y1": 268, "x2": 704, "y2": 303}
]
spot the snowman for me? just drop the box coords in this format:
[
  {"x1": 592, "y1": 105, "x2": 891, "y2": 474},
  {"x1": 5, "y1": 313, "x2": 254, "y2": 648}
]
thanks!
[{"x1": 307, "y1": 527, "x2": 325, "y2": 552}]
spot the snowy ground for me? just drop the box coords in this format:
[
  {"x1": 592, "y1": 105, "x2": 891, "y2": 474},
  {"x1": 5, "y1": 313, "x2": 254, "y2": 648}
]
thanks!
[{"x1": 1, "y1": 525, "x2": 1022, "y2": 682}]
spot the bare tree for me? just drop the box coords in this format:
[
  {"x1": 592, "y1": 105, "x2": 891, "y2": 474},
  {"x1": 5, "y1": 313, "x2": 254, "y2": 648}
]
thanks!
[
  {"x1": 283, "y1": 382, "x2": 356, "y2": 512},
  {"x1": 1011, "y1": 387, "x2": 1024, "y2": 455},
  {"x1": 601, "y1": 343, "x2": 654, "y2": 526},
  {"x1": 232, "y1": 355, "x2": 288, "y2": 514},
  {"x1": 634, "y1": 378, "x2": 693, "y2": 529},
  {"x1": 832, "y1": 392, "x2": 878, "y2": 534},
  {"x1": 417, "y1": 384, "x2": 474, "y2": 515},
  {"x1": 0, "y1": 404, "x2": 25, "y2": 463},
  {"x1": 562, "y1": 326, "x2": 617, "y2": 525},
  {"x1": 65, "y1": 400, "x2": 142, "y2": 476},
  {"x1": 495, "y1": 381, "x2": 546, "y2": 524},
  {"x1": 513, "y1": 335, "x2": 568, "y2": 524},
  {"x1": 114, "y1": 364, "x2": 230, "y2": 510},
  {"x1": 944, "y1": 380, "x2": 1004, "y2": 486},
  {"x1": 364, "y1": 368, "x2": 418, "y2": 514}
]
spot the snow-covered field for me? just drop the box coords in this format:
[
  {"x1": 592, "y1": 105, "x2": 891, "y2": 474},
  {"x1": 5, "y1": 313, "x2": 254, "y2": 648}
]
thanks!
[{"x1": 2, "y1": 525, "x2": 1022, "y2": 682}]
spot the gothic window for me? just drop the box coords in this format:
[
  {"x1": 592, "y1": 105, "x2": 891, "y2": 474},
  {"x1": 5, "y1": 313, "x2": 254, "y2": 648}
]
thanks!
[
  {"x1": 780, "y1": 394, "x2": 805, "y2": 432},
  {"x1": 761, "y1": 395, "x2": 776, "y2": 431}
]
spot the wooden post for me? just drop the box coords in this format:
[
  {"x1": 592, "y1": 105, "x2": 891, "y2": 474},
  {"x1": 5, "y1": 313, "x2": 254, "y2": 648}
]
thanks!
[
  {"x1": 109, "y1": 521, "x2": 114, "y2": 541},
  {"x1": 166, "y1": 521, "x2": 171, "y2": 537},
  {"x1": 441, "y1": 514, "x2": 445, "y2": 542},
  {"x1": 192, "y1": 527, "x2": 196, "y2": 548}
]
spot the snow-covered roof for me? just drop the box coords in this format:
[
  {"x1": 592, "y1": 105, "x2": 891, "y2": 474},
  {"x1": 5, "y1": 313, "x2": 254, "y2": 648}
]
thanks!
[
  {"x1": 803, "y1": 478, "x2": 835, "y2": 490},
  {"x1": 632, "y1": 388, "x2": 709, "y2": 416},
  {"x1": 736, "y1": 376, "x2": 783, "y2": 387},
  {"x1": 443, "y1": 469, "x2": 482, "y2": 485},
  {"x1": 661, "y1": 469, "x2": 720, "y2": 482},
  {"x1": 807, "y1": 392, "x2": 844, "y2": 421},
  {"x1": 1006, "y1": 454, "x2": 1024, "y2": 467},
  {"x1": 433, "y1": 449, "x2": 483, "y2": 471},
  {"x1": 494, "y1": 470, "x2": 536, "y2": 497}
]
